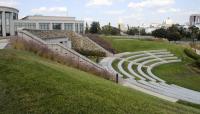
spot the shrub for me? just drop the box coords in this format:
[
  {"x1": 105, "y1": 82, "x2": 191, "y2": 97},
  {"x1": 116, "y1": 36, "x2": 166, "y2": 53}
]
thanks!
[
  {"x1": 10, "y1": 38, "x2": 115, "y2": 81},
  {"x1": 75, "y1": 49, "x2": 106, "y2": 57},
  {"x1": 184, "y1": 48, "x2": 200, "y2": 60},
  {"x1": 195, "y1": 59, "x2": 200, "y2": 67},
  {"x1": 86, "y1": 34, "x2": 117, "y2": 54}
]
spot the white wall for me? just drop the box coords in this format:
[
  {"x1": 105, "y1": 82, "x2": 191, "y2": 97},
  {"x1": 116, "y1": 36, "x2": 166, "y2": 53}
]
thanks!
[{"x1": 43, "y1": 38, "x2": 72, "y2": 49}]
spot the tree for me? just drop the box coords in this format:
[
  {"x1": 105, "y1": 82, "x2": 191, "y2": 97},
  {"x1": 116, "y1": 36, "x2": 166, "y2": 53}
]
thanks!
[
  {"x1": 152, "y1": 28, "x2": 167, "y2": 38},
  {"x1": 101, "y1": 25, "x2": 110, "y2": 35},
  {"x1": 111, "y1": 27, "x2": 120, "y2": 35},
  {"x1": 140, "y1": 28, "x2": 146, "y2": 35},
  {"x1": 85, "y1": 22, "x2": 89, "y2": 34},
  {"x1": 127, "y1": 25, "x2": 130, "y2": 31},
  {"x1": 189, "y1": 26, "x2": 199, "y2": 42},
  {"x1": 118, "y1": 24, "x2": 121, "y2": 32},
  {"x1": 89, "y1": 22, "x2": 101, "y2": 34},
  {"x1": 127, "y1": 27, "x2": 139, "y2": 35},
  {"x1": 101, "y1": 25, "x2": 120, "y2": 35},
  {"x1": 108, "y1": 22, "x2": 112, "y2": 33},
  {"x1": 197, "y1": 32, "x2": 200, "y2": 40},
  {"x1": 166, "y1": 31, "x2": 181, "y2": 42},
  {"x1": 189, "y1": 26, "x2": 199, "y2": 34}
]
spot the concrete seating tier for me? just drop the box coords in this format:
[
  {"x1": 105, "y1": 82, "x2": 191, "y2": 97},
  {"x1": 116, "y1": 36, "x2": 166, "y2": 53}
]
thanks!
[
  {"x1": 100, "y1": 50, "x2": 200, "y2": 104},
  {"x1": 0, "y1": 39, "x2": 9, "y2": 49}
]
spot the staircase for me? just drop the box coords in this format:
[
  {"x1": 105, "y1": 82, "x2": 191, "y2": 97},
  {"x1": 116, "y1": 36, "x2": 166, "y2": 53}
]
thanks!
[{"x1": 17, "y1": 30, "x2": 115, "y2": 78}]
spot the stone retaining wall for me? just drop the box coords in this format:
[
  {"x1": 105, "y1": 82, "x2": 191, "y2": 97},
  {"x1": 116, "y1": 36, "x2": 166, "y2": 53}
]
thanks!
[{"x1": 25, "y1": 30, "x2": 112, "y2": 56}]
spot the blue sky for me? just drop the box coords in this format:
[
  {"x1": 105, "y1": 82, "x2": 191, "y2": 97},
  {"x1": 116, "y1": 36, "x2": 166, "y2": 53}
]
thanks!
[{"x1": 1, "y1": 0, "x2": 200, "y2": 26}]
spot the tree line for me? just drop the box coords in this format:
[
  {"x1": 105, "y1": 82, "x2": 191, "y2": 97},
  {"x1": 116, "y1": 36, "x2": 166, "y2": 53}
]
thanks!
[
  {"x1": 152, "y1": 25, "x2": 200, "y2": 41},
  {"x1": 85, "y1": 21, "x2": 150, "y2": 36},
  {"x1": 86, "y1": 22, "x2": 200, "y2": 42},
  {"x1": 85, "y1": 22, "x2": 121, "y2": 35}
]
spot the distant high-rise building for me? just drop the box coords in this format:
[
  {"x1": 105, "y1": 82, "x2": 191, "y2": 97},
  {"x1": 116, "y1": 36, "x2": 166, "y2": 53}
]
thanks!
[{"x1": 190, "y1": 14, "x2": 200, "y2": 26}]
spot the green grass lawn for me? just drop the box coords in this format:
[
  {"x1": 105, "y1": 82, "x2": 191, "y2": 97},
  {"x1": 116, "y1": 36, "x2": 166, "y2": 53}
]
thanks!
[
  {"x1": 1, "y1": 49, "x2": 200, "y2": 114},
  {"x1": 153, "y1": 62, "x2": 200, "y2": 91},
  {"x1": 101, "y1": 36, "x2": 200, "y2": 91}
]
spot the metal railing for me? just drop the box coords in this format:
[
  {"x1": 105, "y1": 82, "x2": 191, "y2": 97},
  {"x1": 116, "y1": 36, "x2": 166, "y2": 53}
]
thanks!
[{"x1": 18, "y1": 30, "x2": 115, "y2": 77}]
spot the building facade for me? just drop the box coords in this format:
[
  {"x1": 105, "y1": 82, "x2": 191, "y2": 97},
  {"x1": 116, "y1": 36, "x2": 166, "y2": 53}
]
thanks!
[
  {"x1": 0, "y1": 6, "x2": 19, "y2": 37},
  {"x1": 0, "y1": 6, "x2": 84, "y2": 37},
  {"x1": 190, "y1": 14, "x2": 200, "y2": 27}
]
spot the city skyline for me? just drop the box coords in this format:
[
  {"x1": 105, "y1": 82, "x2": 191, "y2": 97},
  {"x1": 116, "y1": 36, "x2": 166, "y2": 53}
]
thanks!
[{"x1": 1, "y1": 0, "x2": 200, "y2": 26}]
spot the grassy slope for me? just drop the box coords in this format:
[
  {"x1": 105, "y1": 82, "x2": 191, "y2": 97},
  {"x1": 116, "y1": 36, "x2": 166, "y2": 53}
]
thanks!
[
  {"x1": 101, "y1": 36, "x2": 200, "y2": 92},
  {"x1": 0, "y1": 49, "x2": 200, "y2": 114}
]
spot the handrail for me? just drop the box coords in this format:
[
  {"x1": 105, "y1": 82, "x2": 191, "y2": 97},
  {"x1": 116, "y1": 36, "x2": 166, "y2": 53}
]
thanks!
[
  {"x1": 47, "y1": 43, "x2": 104, "y2": 70},
  {"x1": 18, "y1": 30, "x2": 108, "y2": 72}
]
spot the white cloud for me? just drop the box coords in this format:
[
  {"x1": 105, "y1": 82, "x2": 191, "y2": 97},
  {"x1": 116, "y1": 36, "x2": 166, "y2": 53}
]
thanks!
[
  {"x1": 86, "y1": 0, "x2": 125, "y2": 6},
  {"x1": 31, "y1": 7, "x2": 68, "y2": 16},
  {"x1": 86, "y1": 0, "x2": 113, "y2": 6},
  {"x1": 118, "y1": 13, "x2": 144, "y2": 26},
  {"x1": 0, "y1": 0, "x2": 18, "y2": 7},
  {"x1": 128, "y1": 0, "x2": 175, "y2": 9},
  {"x1": 105, "y1": 10, "x2": 125, "y2": 15},
  {"x1": 157, "y1": 8, "x2": 180, "y2": 13}
]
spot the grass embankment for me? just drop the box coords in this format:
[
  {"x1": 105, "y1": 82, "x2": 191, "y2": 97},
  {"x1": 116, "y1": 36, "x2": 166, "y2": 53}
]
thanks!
[
  {"x1": 1, "y1": 49, "x2": 200, "y2": 113},
  {"x1": 101, "y1": 36, "x2": 200, "y2": 92}
]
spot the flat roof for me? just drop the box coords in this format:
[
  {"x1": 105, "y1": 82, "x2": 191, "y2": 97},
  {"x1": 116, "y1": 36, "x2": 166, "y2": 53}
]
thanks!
[
  {"x1": 190, "y1": 14, "x2": 200, "y2": 17},
  {"x1": 21, "y1": 16, "x2": 76, "y2": 21},
  {"x1": 0, "y1": 6, "x2": 19, "y2": 12}
]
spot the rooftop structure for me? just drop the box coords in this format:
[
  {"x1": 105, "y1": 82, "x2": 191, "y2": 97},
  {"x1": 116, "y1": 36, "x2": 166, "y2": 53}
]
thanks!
[{"x1": 21, "y1": 16, "x2": 76, "y2": 21}]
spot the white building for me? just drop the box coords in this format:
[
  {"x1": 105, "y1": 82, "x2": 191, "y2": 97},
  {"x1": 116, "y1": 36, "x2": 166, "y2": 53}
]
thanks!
[
  {"x1": 144, "y1": 23, "x2": 162, "y2": 34},
  {"x1": 190, "y1": 14, "x2": 200, "y2": 28},
  {"x1": 118, "y1": 23, "x2": 128, "y2": 32},
  {"x1": 162, "y1": 17, "x2": 174, "y2": 28},
  {"x1": 0, "y1": 6, "x2": 84, "y2": 37}
]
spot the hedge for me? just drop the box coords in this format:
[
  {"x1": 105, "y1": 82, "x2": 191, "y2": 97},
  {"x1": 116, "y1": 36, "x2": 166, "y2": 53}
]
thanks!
[
  {"x1": 184, "y1": 48, "x2": 200, "y2": 67},
  {"x1": 184, "y1": 48, "x2": 200, "y2": 60},
  {"x1": 75, "y1": 49, "x2": 106, "y2": 57}
]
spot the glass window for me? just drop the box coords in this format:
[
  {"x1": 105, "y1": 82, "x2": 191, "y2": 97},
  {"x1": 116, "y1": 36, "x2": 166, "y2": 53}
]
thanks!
[
  {"x1": 5, "y1": 12, "x2": 11, "y2": 36},
  {"x1": 14, "y1": 22, "x2": 36, "y2": 31},
  {"x1": 13, "y1": 13, "x2": 18, "y2": 20},
  {"x1": 64, "y1": 23, "x2": 73, "y2": 31},
  {"x1": 80, "y1": 23, "x2": 84, "y2": 34},
  {"x1": 39, "y1": 23, "x2": 50, "y2": 30},
  {"x1": 53, "y1": 23, "x2": 61, "y2": 30}
]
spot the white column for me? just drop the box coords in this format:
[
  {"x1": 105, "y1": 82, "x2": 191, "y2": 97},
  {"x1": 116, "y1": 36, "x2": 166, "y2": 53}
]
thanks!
[
  {"x1": 83, "y1": 23, "x2": 85, "y2": 34},
  {"x1": 78, "y1": 23, "x2": 80, "y2": 34},
  {"x1": 36, "y1": 22, "x2": 39, "y2": 29},
  {"x1": 61, "y1": 23, "x2": 65, "y2": 30},
  {"x1": 10, "y1": 12, "x2": 15, "y2": 36},
  {"x1": 49, "y1": 23, "x2": 53, "y2": 30},
  {"x1": 73, "y1": 23, "x2": 76, "y2": 32},
  {"x1": 2, "y1": 11, "x2": 6, "y2": 37}
]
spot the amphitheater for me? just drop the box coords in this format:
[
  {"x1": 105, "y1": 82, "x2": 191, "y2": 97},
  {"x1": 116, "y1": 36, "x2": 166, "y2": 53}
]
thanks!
[
  {"x1": 100, "y1": 50, "x2": 200, "y2": 104},
  {"x1": 2, "y1": 28, "x2": 200, "y2": 105}
]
